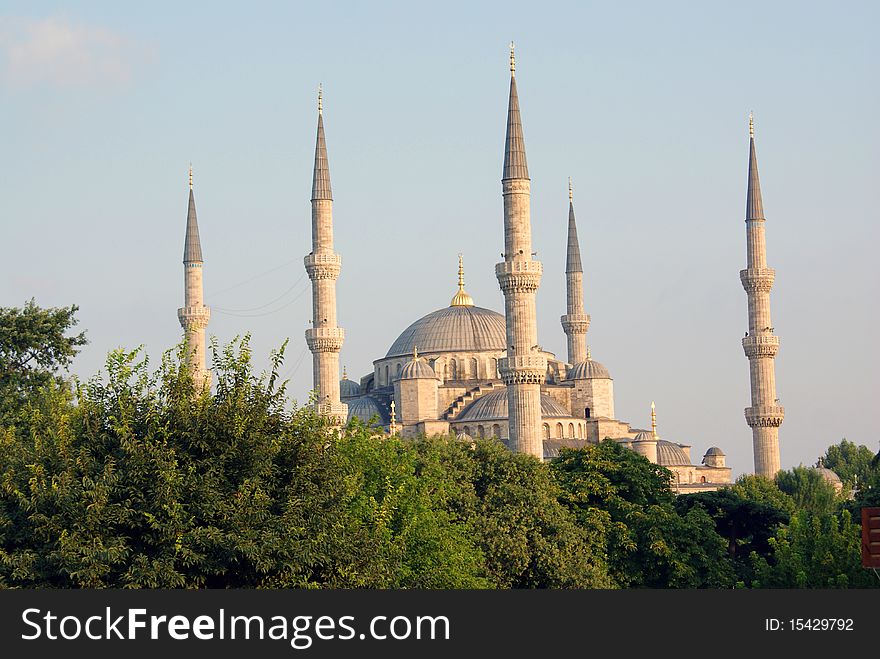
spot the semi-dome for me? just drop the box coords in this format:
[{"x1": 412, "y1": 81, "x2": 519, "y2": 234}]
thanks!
[
  {"x1": 400, "y1": 357, "x2": 437, "y2": 380},
  {"x1": 385, "y1": 305, "x2": 507, "y2": 358},
  {"x1": 339, "y1": 377, "x2": 361, "y2": 398},
  {"x1": 656, "y1": 440, "x2": 692, "y2": 466},
  {"x1": 458, "y1": 388, "x2": 571, "y2": 422},
  {"x1": 346, "y1": 396, "x2": 386, "y2": 426},
  {"x1": 567, "y1": 358, "x2": 610, "y2": 380}
]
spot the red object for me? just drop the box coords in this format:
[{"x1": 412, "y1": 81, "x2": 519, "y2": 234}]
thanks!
[{"x1": 862, "y1": 507, "x2": 880, "y2": 568}]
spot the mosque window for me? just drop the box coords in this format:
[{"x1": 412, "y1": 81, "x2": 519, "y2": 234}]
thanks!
[
  {"x1": 568, "y1": 423, "x2": 575, "y2": 438},
  {"x1": 555, "y1": 423, "x2": 564, "y2": 438},
  {"x1": 477, "y1": 426, "x2": 485, "y2": 438},
  {"x1": 542, "y1": 424, "x2": 550, "y2": 440},
  {"x1": 585, "y1": 407, "x2": 591, "y2": 418},
  {"x1": 450, "y1": 360, "x2": 458, "y2": 380},
  {"x1": 470, "y1": 358, "x2": 478, "y2": 379},
  {"x1": 384, "y1": 365, "x2": 389, "y2": 385},
  {"x1": 490, "y1": 358, "x2": 498, "y2": 378},
  {"x1": 700, "y1": 476, "x2": 706, "y2": 483},
  {"x1": 396, "y1": 363, "x2": 402, "y2": 376},
  {"x1": 492, "y1": 424, "x2": 501, "y2": 438},
  {"x1": 463, "y1": 426, "x2": 470, "y2": 436}
]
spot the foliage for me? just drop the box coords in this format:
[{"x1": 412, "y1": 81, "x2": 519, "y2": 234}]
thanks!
[
  {"x1": 823, "y1": 439, "x2": 877, "y2": 489},
  {"x1": 752, "y1": 510, "x2": 879, "y2": 589},
  {"x1": 552, "y1": 441, "x2": 734, "y2": 588},
  {"x1": 0, "y1": 299, "x2": 86, "y2": 420},
  {"x1": 775, "y1": 466, "x2": 840, "y2": 516}
]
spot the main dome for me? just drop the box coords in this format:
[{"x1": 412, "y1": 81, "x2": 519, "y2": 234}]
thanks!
[{"x1": 385, "y1": 305, "x2": 507, "y2": 358}]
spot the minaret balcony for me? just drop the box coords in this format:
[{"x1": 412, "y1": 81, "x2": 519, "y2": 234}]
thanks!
[
  {"x1": 177, "y1": 306, "x2": 211, "y2": 329},
  {"x1": 744, "y1": 405, "x2": 785, "y2": 428},
  {"x1": 561, "y1": 314, "x2": 591, "y2": 335},
  {"x1": 496, "y1": 260, "x2": 543, "y2": 293},
  {"x1": 499, "y1": 355, "x2": 547, "y2": 385},
  {"x1": 305, "y1": 327, "x2": 345, "y2": 353},
  {"x1": 304, "y1": 252, "x2": 342, "y2": 280},
  {"x1": 740, "y1": 267, "x2": 775, "y2": 293},
  {"x1": 742, "y1": 334, "x2": 780, "y2": 358}
]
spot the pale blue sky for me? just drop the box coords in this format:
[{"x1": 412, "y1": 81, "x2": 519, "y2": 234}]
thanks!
[{"x1": 1, "y1": 1, "x2": 878, "y2": 476}]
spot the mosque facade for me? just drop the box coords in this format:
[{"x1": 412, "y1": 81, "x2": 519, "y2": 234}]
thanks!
[{"x1": 178, "y1": 46, "x2": 791, "y2": 492}]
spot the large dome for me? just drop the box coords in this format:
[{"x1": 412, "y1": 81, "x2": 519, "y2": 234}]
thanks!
[
  {"x1": 458, "y1": 388, "x2": 571, "y2": 422},
  {"x1": 385, "y1": 305, "x2": 507, "y2": 358}
]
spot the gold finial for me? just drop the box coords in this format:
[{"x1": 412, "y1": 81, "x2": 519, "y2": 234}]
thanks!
[
  {"x1": 509, "y1": 41, "x2": 515, "y2": 75},
  {"x1": 413, "y1": 345, "x2": 419, "y2": 362},
  {"x1": 749, "y1": 111, "x2": 754, "y2": 138},
  {"x1": 568, "y1": 177, "x2": 573, "y2": 202},
  {"x1": 390, "y1": 400, "x2": 397, "y2": 435},
  {"x1": 450, "y1": 254, "x2": 475, "y2": 307},
  {"x1": 318, "y1": 83, "x2": 323, "y2": 115},
  {"x1": 586, "y1": 345, "x2": 591, "y2": 361},
  {"x1": 651, "y1": 401, "x2": 657, "y2": 439},
  {"x1": 342, "y1": 365, "x2": 347, "y2": 380},
  {"x1": 188, "y1": 163, "x2": 193, "y2": 190}
]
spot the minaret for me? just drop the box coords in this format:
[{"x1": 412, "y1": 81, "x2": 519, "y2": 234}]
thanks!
[
  {"x1": 304, "y1": 86, "x2": 347, "y2": 422},
  {"x1": 177, "y1": 165, "x2": 211, "y2": 388},
  {"x1": 740, "y1": 113, "x2": 783, "y2": 477},
  {"x1": 561, "y1": 177, "x2": 590, "y2": 365},
  {"x1": 496, "y1": 43, "x2": 545, "y2": 459}
]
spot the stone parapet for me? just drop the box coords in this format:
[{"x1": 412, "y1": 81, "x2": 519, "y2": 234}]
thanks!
[
  {"x1": 495, "y1": 260, "x2": 543, "y2": 293},
  {"x1": 740, "y1": 267, "x2": 775, "y2": 293},
  {"x1": 499, "y1": 355, "x2": 547, "y2": 385},
  {"x1": 305, "y1": 327, "x2": 345, "y2": 353},
  {"x1": 304, "y1": 252, "x2": 342, "y2": 280},
  {"x1": 742, "y1": 333, "x2": 780, "y2": 358},
  {"x1": 745, "y1": 405, "x2": 785, "y2": 428}
]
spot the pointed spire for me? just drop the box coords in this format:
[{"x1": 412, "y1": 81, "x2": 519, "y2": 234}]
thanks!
[
  {"x1": 651, "y1": 401, "x2": 658, "y2": 439},
  {"x1": 566, "y1": 179, "x2": 583, "y2": 273},
  {"x1": 502, "y1": 42, "x2": 529, "y2": 180},
  {"x1": 342, "y1": 365, "x2": 348, "y2": 380},
  {"x1": 586, "y1": 345, "x2": 591, "y2": 361},
  {"x1": 450, "y1": 254, "x2": 475, "y2": 306},
  {"x1": 311, "y1": 85, "x2": 332, "y2": 201},
  {"x1": 183, "y1": 165, "x2": 203, "y2": 263},
  {"x1": 746, "y1": 112, "x2": 764, "y2": 220}
]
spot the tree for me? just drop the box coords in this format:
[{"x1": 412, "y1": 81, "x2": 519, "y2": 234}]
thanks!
[
  {"x1": 752, "y1": 510, "x2": 880, "y2": 588},
  {"x1": 552, "y1": 441, "x2": 734, "y2": 588},
  {"x1": 0, "y1": 299, "x2": 86, "y2": 419},
  {"x1": 775, "y1": 466, "x2": 840, "y2": 516},
  {"x1": 823, "y1": 439, "x2": 877, "y2": 489}
]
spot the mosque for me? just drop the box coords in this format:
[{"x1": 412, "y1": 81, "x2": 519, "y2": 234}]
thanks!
[{"x1": 176, "y1": 46, "x2": 791, "y2": 493}]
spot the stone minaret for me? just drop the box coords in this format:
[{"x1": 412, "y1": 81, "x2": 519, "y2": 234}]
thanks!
[
  {"x1": 177, "y1": 166, "x2": 211, "y2": 388},
  {"x1": 561, "y1": 178, "x2": 590, "y2": 365},
  {"x1": 740, "y1": 114, "x2": 784, "y2": 477},
  {"x1": 496, "y1": 44, "x2": 545, "y2": 459},
  {"x1": 304, "y1": 87, "x2": 347, "y2": 422}
]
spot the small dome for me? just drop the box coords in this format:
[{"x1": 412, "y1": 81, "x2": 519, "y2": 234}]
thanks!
[
  {"x1": 704, "y1": 446, "x2": 725, "y2": 456},
  {"x1": 458, "y1": 388, "x2": 571, "y2": 422},
  {"x1": 340, "y1": 377, "x2": 361, "y2": 398},
  {"x1": 400, "y1": 357, "x2": 437, "y2": 380},
  {"x1": 814, "y1": 464, "x2": 841, "y2": 485},
  {"x1": 656, "y1": 440, "x2": 692, "y2": 466},
  {"x1": 346, "y1": 397, "x2": 386, "y2": 426},
  {"x1": 632, "y1": 430, "x2": 656, "y2": 442},
  {"x1": 567, "y1": 358, "x2": 610, "y2": 380}
]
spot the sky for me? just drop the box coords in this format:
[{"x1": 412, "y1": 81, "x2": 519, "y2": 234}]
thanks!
[{"x1": 1, "y1": 1, "x2": 877, "y2": 477}]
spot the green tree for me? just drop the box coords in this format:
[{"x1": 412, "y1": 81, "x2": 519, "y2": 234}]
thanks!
[
  {"x1": 0, "y1": 299, "x2": 86, "y2": 419},
  {"x1": 552, "y1": 441, "x2": 734, "y2": 588},
  {"x1": 775, "y1": 466, "x2": 840, "y2": 516},
  {"x1": 752, "y1": 510, "x2": 879, "y2": 588},
  {"x1": 823, "y1": 439, "x2": 877, "y2": 489}
]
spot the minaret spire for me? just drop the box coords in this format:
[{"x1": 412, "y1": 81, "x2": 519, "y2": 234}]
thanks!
[
  {"x1": 651, "y1": 401, "x2": 657, "y2": 439},
  {"x1": 450, "y1": 254, "x2": 475, "y2": 307},
  {"x1": 304, "y1": 89, "x2": 347, "y2": 423},
  {"x1": 496, "y1": 45, "x2": 545, "y2": 458},
  {"x1": 740, "y1": 114, "x2": 783, "y2": 477},
  {"x1": 177, "y1": 165, "x2": 211, "y2": 388},
  {"x1": 561, "y1": 178, "x2": 590, "y2": 366}
]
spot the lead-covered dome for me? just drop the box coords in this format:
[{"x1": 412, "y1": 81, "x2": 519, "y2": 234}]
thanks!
[
  {"x1": 339, "y1": 377, "x2": 361, "y2": 398},
  {"x1": 567, "y1": 358, "x2": 610, "y2": 380},
  {"x1": 458, "y1": 388, "x2": 571, "y2": 422},
  {"x1": 385, "y1": 305, "x2": 507, "y2": 358},
  {"x1": 400, "y1": 357, "x2": 437, "y2": 380},
  {"x1": 346, "y1": 397, "x2": 386, "y2": 426},
  {"x1": 656, "y1": 440, "x2": 692, "y2": 466}
]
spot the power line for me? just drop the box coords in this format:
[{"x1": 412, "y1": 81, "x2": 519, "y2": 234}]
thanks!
[
  {"x1": 210, "y1": 258, "x2": 302, "y2": 297},
  {"x1": 213, "y1": 278, "x2": 308, "y2": 314}
]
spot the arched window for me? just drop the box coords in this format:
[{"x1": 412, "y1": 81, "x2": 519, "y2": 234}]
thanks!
[
  {"x1": 477, "y1": 425, "x2": 485, "y2": 438},
  {"x1": 568, "y1": 423, "x2": 575, "y2": 438},
  {"x1": 396, "y1": 363, "x2": 402, "y2": 377},
  {"x1": 585, "y1": 407, "x2": 591, "y2": 419},
  {"x1": 700, "y1": 476, "x2": 706, "y2": 483},
  {"x1": 450, "y1": 359, "x2": 458, "y2": 380},
  {"x1": 492, "y1": 424, "x2": 501, "y2": 438},
  {"x1": 490, "y1": 358, "x2": 498, "y2": 378},
  {"x1": 462, "y1": 426, "x2": 470, "y2": 437},
  {"x1": 470, "y1": 357, "x2": 478, "y2": 379},
  {"x1": 384, "y1": 365, "x2": 389, "y2": 385},
  {"x1": 555, "y1": 422, "x2": 564, "y2": 438},
  {"x1": 542, "y1": 424, "x2": 550, "y2": 440}
]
